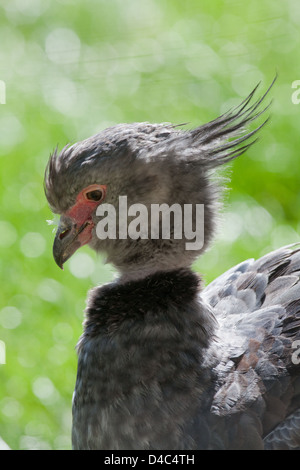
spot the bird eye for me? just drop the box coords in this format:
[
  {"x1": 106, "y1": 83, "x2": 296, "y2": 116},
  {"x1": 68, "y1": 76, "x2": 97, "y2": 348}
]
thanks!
[
  {"x1": 85, "y1": 190, "x2": 103, "y2": 201},
  {"x1": 82, "y1": 184, "x2": 106, "y2": 204}
]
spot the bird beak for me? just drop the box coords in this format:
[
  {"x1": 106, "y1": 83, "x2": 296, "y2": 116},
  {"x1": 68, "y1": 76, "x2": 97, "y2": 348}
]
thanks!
[{"x1": 53, "y1": 215, "x2": 92, "y2": 269}]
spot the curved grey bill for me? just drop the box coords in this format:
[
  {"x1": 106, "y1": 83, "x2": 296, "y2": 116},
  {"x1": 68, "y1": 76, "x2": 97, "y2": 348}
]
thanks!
[{"x1": 52, "y1": 216, "x2": 86, "y2": 269}]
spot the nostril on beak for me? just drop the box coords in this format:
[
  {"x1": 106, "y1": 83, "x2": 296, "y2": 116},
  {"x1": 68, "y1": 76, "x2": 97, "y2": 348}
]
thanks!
[{"x1": 59, "y1": 228, "x2": 71, "y2": 240}]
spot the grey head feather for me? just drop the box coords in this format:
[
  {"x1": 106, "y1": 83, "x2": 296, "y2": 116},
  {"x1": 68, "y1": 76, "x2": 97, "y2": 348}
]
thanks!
[{"x1": 44, "y1": 79, "x2": 275, "y2": 276}]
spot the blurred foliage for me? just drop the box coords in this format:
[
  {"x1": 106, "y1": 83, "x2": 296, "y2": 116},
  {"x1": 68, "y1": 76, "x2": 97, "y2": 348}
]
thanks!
[{"x1": 0, "y1": 0, "x2": 300, "y2": 450}]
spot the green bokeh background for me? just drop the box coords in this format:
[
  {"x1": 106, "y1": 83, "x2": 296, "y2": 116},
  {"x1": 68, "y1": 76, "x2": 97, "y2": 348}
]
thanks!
[{"x1": 0, "y1": 0, "x2": 300, "y2": 450}]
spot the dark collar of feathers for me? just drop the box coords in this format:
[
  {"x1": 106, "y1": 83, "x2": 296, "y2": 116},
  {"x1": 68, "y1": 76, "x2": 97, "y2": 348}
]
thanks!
[{"x1": 83, "y1": 268, "x2": 204, "y2": 337}]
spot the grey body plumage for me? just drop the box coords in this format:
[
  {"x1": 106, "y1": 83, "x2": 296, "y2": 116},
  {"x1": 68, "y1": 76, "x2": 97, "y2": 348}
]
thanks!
[{"x1": 45, "y1": 78, "x2": 300, "y2": 449}]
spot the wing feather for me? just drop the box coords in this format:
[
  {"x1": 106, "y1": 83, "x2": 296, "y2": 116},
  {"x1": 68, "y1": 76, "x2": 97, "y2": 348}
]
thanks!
[{"x1": 203, "y1": 244, "x2": 300, "y2": 447}]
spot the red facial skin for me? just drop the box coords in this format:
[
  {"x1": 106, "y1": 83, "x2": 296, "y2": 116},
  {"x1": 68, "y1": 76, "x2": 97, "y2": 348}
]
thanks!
[
  {"x1": 53, "y1": 184, "x2": 107, "y2": 269},
  {"x1": 65, "y1": 184, "x2": 107, "y2": 246}
]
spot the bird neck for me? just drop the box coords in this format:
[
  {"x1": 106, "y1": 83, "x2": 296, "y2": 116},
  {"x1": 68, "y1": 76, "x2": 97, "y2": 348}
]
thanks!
[
  {"x1": 74, "y1": 268, "x2": 217, "y2": 449},
  {"x1": 117, "y1": 265, "x2": 188, "y2": 284},
  {"x1": 81, "y1": 267, "x2": 216, "y2": 349}
]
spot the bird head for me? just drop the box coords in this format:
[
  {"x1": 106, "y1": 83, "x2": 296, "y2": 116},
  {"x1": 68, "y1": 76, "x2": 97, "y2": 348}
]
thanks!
[{"x1": 45, "y1": 81, "x2": 273, "y2": 279}]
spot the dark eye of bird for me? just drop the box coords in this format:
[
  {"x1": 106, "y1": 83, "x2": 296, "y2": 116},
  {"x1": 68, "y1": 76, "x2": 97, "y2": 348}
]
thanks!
[{"x1": 86, "y1": 190, "x2": 103, "y2": 201}]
